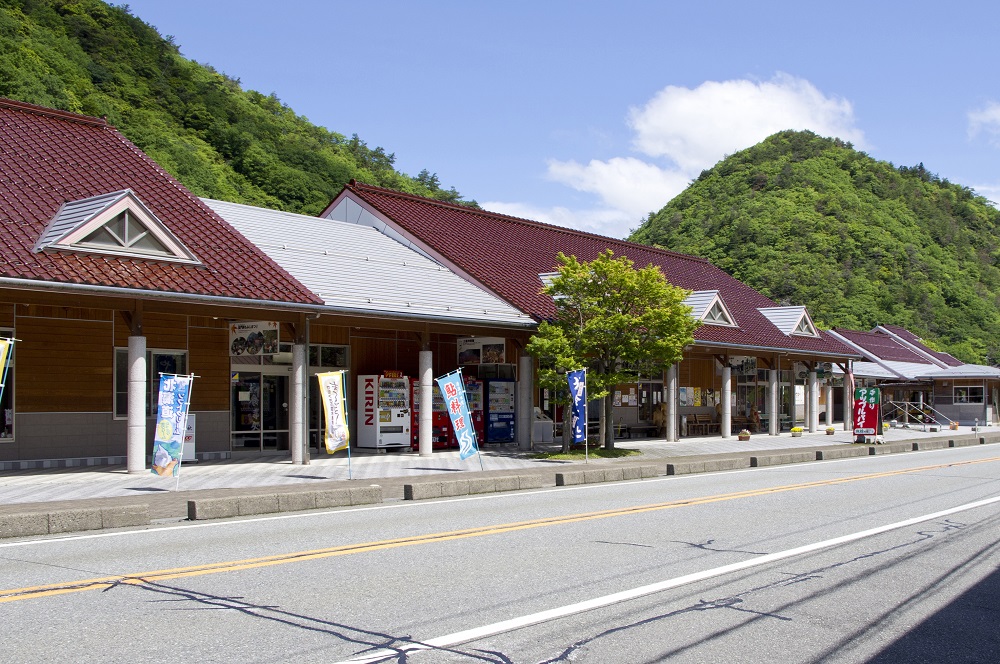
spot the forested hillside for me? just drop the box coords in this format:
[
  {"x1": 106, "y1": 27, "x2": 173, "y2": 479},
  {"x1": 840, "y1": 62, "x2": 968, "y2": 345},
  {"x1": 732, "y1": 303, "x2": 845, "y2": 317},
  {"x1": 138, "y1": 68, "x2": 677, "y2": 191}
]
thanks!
[
  {"x1": 630, "y1": 130, "x2": 1000, "y2": 364},
  {"x1": 0, "y1": 0, "x2": 471, "y2": 213}
]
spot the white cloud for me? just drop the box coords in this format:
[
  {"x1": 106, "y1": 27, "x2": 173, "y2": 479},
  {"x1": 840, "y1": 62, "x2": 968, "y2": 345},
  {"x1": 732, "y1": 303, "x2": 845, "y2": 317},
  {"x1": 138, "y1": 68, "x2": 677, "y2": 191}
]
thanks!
[
  {"x1": 968, "y1": 102, "x2": 1000, "y2": 147},
  {"x1": 482, "y1": 200, "x2": 639, "y2": 240},
  {"x1": 539, "y1": 73, "x2": 865, "y2": 238}
]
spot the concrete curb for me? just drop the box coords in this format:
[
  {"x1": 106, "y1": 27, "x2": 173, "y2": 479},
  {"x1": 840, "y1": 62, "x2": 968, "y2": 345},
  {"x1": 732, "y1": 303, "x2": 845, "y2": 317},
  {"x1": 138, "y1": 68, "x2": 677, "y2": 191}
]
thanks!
[
  {"x1": 187, "y1": 485, "x2": 383, "y2": 520},
  {"x1": 0, "y1": 504, "x2": 150, "y2": 539},
  {"x1": 750, "y1": 452, "x2": 816, "y2": 467},
  {"x1": 667, "y1": 458, "x2": 751, "y2": 475},
  {"x1": 816, "y1": 447, "x2": 870, "y2": 461},
  {"x1": 404, "y1": 474, "x2": 543, "y2": 500},
  {"x1": 555, "y1": 465, "x2": 659, "y2": 486}
]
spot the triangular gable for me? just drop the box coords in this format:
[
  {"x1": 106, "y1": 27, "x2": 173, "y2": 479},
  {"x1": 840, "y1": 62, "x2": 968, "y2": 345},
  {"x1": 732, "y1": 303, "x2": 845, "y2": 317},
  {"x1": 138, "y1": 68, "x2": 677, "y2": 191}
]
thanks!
[
  {"x1": 758, "y1": 306, "x2": 819, "y2": 337},
  {"x1": 683, "y1": 290, "x2": 736, "y2": 326},
  {"x1": 33, "y1": 189, "x2": 199, "y2": 264}
]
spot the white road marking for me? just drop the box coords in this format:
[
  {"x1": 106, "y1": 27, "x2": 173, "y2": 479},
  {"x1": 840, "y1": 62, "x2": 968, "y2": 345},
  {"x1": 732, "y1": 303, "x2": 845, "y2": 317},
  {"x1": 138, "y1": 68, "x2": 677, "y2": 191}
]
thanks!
[{"x1": 336, "y1": 494, "x2": 1000, "y2": 663}]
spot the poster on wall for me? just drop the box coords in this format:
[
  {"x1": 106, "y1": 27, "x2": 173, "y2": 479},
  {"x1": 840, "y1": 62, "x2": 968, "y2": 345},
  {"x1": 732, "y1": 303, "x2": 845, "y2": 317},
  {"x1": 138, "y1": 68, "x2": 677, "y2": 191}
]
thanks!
[
  {"x1": 679, "y1": 387, "x2": 689, "y2": 407},
  {"x1": 693, "y1": 387, "x2": 702, "y2": 407},
  {"x1": 230, "y1": 321, "x2": 279, "y2": 356},
  {"x1": 457, "y1": 337, "x2": 506, "y2": 365}
]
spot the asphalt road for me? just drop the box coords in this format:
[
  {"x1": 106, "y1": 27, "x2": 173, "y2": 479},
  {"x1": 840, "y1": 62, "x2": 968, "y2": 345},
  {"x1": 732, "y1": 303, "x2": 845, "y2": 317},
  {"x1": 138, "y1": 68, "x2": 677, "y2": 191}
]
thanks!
[{"x1": 3, "y1": 445, "x2": 999, "y2": 663}]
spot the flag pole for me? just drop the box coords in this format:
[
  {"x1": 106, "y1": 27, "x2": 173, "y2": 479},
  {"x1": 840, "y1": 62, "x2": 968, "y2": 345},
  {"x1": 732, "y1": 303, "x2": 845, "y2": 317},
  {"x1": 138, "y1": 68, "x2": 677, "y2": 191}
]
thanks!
[
  {"x1": 341, "y1": 370, "x2": 352, "y2": 480},
  {"x1": 584, "y1": 369, "x2": 589, "y2": 464}
]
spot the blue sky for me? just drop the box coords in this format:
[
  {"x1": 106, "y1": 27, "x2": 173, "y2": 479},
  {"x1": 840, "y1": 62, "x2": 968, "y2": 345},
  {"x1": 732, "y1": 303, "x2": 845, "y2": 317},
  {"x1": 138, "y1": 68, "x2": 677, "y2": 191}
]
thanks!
[{"x1": 124, "y1": 0, "x2": 1000, "y2": 238}]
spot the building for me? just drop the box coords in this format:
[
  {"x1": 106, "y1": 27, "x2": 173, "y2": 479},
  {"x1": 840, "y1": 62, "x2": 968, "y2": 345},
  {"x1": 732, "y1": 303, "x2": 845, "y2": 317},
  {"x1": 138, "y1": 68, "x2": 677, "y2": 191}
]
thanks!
[{"x1": 321, "y1": 181, "x2": 861, "y2": 439}]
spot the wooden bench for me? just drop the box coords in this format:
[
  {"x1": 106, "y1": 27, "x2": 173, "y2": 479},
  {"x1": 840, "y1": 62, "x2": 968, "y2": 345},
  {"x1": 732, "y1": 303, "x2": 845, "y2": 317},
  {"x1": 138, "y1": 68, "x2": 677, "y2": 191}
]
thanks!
[
  {"x1": 627, "y1": 424, "x2": 660, "y2": 438},
  {"x1": 690, "y1": 413, "x2": 720, "y2": 435}
]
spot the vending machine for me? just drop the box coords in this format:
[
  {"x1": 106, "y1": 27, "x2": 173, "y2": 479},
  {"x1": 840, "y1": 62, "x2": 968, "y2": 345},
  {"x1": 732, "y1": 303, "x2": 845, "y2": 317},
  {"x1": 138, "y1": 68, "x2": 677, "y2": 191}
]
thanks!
[
  {"x1": 410, "y1": 379, "x2": 454, "y2": 450},
  {"x1": 464, "y1": 377, "x2": 485, "y2": 444},
  {"x1": 357, "y1": 372, "x2": 411, "y2": 450},
  {"x1": 485, "y1": 378, "x2": 516, "y2": 443}
]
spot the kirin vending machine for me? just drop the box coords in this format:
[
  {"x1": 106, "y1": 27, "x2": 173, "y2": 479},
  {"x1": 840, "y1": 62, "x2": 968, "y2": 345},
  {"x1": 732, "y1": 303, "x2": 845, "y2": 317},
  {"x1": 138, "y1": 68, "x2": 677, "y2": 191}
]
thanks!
[{"x1": 357, "y1": 372, "x2": 411, "y2": 450}]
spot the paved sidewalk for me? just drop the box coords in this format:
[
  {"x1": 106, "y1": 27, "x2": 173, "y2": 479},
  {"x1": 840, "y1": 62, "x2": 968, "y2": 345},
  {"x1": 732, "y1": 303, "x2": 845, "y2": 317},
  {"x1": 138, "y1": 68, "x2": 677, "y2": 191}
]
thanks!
[{"x1": 1, "y1": 423, "x2": 990, "y2": 522}]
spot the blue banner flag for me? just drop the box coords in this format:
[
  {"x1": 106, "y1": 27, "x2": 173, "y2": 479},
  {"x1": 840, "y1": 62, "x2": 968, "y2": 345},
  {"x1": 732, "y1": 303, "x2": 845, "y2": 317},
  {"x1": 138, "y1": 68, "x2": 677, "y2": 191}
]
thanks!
[
  {"x1": 151, "y1": 374, "x2": 193, "y2": 477},
  {"x1": 435, "y1": 370, "x2": 479, "y2": 460},
  {"x1": 568, "y1": 369, "x2": 587, "y2": 443}
]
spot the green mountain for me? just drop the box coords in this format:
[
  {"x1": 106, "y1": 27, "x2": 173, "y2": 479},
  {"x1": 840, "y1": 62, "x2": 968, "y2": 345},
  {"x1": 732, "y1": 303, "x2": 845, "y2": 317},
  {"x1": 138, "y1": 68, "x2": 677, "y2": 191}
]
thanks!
[
  {"x1": 0, "y1": 0, "x2": 472, "y2": 214},
  {"x1": 629, "y1": 130, "x2": 1000, "y2": 364}
]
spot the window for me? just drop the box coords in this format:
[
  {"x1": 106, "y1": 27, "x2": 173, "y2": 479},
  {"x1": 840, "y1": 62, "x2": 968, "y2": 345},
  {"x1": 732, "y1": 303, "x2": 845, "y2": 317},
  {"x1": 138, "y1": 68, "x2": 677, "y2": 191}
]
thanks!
[
  {"x1": 954, "y1": 386, "x2": 984, "y2": 404},
  {"x1": 0, "y1": 332, "x2": 13, "y2": 440},
  {"x1": 309, "y1": 344, "x2": 349, "y2": 368},
  {"x1": 114, "y1": 348, "x2": 188, "y2": 418},
  {"x1": 791, "y1": 316, "x2": 819, "y2": 337}
]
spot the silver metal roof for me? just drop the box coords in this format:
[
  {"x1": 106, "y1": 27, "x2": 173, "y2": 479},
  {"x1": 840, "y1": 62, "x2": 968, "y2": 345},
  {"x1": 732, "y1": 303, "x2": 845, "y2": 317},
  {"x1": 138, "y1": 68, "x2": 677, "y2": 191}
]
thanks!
[
  {"x1": 757, "y1": 306, "x2": 810, "y2": 335},
  {"x1": 203, "y1": 199, "x2": 534, "y2": 327},
  {"x1": 914, "y1": 364, "x2": 1000, "y2": 379},
  {"x1": 683, "y1": 290, "x2": 717, "y2": 319},
  {"x1": 34, "y1": 190, "x2": 129, "y2": 251}
]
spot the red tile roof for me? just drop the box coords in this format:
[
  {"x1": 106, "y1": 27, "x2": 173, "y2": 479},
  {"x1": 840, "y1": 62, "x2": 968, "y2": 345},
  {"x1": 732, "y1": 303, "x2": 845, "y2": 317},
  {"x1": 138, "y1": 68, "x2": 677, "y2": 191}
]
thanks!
[
  {"x1": 831, "y1": 328, "x2": 930, "y2": 364},
  {"x1": 0, "y1": 98, "x2": 321, "y2": 305},
  {"x1": 333, "y1": 181, "x2": 857, "y2": 358},
  {"x1": 877, "y1": 324, "x2": 962, "y2": 367}
]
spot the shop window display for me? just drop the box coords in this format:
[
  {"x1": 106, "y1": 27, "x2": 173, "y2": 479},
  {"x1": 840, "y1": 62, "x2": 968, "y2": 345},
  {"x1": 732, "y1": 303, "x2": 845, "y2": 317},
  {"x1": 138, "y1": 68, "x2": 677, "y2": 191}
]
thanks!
[{"x1": 114, "y1": 348, "x2": 187, "y2": 418}]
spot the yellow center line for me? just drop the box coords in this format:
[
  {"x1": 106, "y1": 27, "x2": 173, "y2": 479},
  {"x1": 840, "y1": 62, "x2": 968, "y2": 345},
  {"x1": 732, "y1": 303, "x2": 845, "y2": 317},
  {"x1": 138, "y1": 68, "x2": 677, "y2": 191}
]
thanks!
[{"x1": 3, "y1": 455, "x2": 998, "y2": 604}]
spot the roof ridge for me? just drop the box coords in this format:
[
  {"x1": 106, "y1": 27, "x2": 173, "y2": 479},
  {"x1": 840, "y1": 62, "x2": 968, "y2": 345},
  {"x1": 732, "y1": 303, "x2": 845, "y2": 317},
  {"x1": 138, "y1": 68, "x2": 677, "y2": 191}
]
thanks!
[
  {"x1": 0, "y1": 97, "x2": 109, "y2": 127},
  {"x1": 346, "y1": 180, "x2": 710, "y2": 265}
]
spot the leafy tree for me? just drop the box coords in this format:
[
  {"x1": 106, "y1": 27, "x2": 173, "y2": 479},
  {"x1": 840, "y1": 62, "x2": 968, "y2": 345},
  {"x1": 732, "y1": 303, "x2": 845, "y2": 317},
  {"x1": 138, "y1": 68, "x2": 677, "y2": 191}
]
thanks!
[
  {"x1": 631, "y1": 130, "x2": 1000, "y2": 363},
  {"x1": 526, "y1": 250, "x2": 700, "y2": 450},
  {"x1": 0, "y1": 0, "x2": 474, "y2": 212}
]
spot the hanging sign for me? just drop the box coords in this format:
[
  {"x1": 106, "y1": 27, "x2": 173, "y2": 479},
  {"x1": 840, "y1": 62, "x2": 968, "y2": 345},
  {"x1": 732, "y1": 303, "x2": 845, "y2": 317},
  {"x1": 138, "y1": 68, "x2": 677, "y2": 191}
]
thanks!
[
  {"x1": 567, "y1": 369, "x2": 587, "y2": 444},
  {"x1": 317, "y1": 370, "x2": 350, "y2": 453},
  {"x1": 229, "y1": 321, "x2": 279, "y2": 356},
  {"x1": 853, "y1": 387, "x2": 881, "y2": 435},
  {"x1": 151, "y1": 374, "x2": 193, "y2": 477},
  {"x1": 457, "y1": 337, "x2": 506, "y2": 365},
  {"x1": 436, "y1": 370, "x2": 479, "y2": 460}
]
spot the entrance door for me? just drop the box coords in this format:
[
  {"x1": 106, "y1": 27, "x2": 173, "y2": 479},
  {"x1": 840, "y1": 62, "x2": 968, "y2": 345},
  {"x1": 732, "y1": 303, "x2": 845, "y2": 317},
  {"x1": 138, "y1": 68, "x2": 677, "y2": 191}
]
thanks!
[
  {"x1": 231, "y1": 371, "x2": 290, "y2": 451},
  {"x1": 231, "y1": 372, "x2": 262, "y2": 449},
  {"x1": 262, "y1": 374, "x2": 289, "y2": 450}
]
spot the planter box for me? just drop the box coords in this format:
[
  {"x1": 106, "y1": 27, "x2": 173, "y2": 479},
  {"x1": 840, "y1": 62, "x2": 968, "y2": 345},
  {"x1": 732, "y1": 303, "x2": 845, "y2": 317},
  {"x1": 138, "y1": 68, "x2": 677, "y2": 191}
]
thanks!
[
  {"x1": 738, "y1": 435, "x2": 750, "y2": 441},
  {"x1": 825, "y1": 430, "x2": 835, "y2": 435},
  {"x1": 949, "y1": 423, "x2": 959, "y2": 430},
  {"x1": 791, "y1": 432, "x2": 802, "y2": 437}
]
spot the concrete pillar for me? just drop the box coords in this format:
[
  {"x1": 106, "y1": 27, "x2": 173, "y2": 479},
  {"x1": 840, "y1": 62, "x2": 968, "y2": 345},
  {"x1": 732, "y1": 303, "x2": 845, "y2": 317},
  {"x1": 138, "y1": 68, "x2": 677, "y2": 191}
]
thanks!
[
  {"x1": 721, "y1": 364, "x2": 732, "y2": 438},
  {"x1": 825, "y1": 382, "x2": 834, "y2": 428},
  {"x1": 769, "y1": 367, "x2": 779, "y2": 435},
  {"x1": 844, "y1": 372, "x2": 854, "y2": 431},
  {"x1": 667, "y1": 363, "x2": 678, "y2": 442},
  {"x1": 809, "y1": 369, "x2": 819, "y2": 432},
  {"x1": 517, "y1": 352, "x2": 534, "y2": 451},
  {"x1": 290, "y1": 343, "x2": 305, "y2": 464},
  {"x1": 127, "y1": 335, "x2": 146, "y2": 473},
  {"x1": 418, "y1": 350, "x2": 433, "y2": 457}
]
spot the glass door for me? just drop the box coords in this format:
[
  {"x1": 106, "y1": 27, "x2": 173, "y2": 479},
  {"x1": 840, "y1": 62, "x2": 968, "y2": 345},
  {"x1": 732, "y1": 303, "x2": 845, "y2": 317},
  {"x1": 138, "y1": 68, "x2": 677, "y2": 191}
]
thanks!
[
  {"x1": 231, "y1": 372, "x2": 262, "y2": 449},
  {"x1": 262, "y1": 374, "x2": 289, "y2": 450}
]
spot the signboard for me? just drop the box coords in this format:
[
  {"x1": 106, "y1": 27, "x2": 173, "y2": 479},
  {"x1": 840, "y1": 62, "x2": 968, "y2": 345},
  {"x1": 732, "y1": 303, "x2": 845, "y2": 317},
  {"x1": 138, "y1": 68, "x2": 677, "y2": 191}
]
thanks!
[
  {"x1": 182, "y1": 413, "x2": 196, "y2": 462},
  {"x1": 457, "y1": 336, "x2": 506, "y2": 365},
  {"x1": 0, "y1": 337, "x2": 11, "y2": 403},
  {"x1": 567, "y1": 369, "x2": 587, "y2": 444},
  {"x1": 151, "y1": 374, "x2": 193, "y2": 477},
  {"x1": 853, "y1": 387, "x2": 881, "y2": 435},
  {"x1": 229, "y1": 321, "x2": 279, "y2": 356},
  {"x1": 436, "y1": 370, "x2": 479, "y2": 460},
  {"x1": 317, "y1": 371, "x2": 350, "y2": 453}
]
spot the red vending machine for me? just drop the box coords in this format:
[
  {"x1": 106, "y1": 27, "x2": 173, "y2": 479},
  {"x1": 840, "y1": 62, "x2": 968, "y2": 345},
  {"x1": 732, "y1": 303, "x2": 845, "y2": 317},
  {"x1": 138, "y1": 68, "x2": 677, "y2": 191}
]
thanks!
[{"x1": 410, "y1": 379, "x2": 454, "y2": 450}]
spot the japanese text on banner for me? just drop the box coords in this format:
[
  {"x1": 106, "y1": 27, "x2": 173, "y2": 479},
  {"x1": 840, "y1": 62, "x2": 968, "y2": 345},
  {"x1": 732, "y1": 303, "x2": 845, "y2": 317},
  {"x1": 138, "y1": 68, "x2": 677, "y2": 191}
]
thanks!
[
  {"x1": 435, "y1": 371, "x2": 479, "y2": 460},
  {"x1": 151, "y1": 374, "x2": 193, "y2": 477},
  {"x1": 567, "y1": 369, "x2": 587, "y2": 444},
  {"x1": 317, "y1": 371, "x2": 350, "y2": 453}
]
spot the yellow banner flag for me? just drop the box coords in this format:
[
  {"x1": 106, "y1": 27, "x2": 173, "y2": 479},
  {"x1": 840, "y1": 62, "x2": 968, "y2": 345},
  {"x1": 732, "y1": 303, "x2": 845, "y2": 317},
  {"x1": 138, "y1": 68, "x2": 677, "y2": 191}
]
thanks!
[
  {"x1": 317, "y1": 371, "x2": 350, "y2": 453},
  {"x1": 0, "y1": 338, "x2": 11, "y2": 398}
]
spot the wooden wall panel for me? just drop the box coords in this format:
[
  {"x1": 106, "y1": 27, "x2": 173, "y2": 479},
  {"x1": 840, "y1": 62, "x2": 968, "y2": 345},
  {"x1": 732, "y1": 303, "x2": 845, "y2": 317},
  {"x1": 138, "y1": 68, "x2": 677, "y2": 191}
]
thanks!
[
  {"x1": 312, "y1": 324, "x2": 350, "y2": 345},
  {"x1": 16, "y1": 317, "x2": 113, "y2": 412},
  {"x1": 680, "y1": 358, "x2": 718, "y2": 389},
  {"x1": 188, "y1": 326, "x2": 229, "y2": 411},
  {"x1": 140, "y1": 313, "x2": 188, "y2": 350},
  {"x1": 351, "y1": 336, "x2": 399, "y2": 376},
  {"x1": 0, "y1": 303, "x2": 13, "y2": 327}
]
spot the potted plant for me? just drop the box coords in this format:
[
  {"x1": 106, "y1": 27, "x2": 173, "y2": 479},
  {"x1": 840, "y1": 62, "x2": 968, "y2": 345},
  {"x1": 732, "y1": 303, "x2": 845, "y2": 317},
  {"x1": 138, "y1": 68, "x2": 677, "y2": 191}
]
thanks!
[
  {"x1": 825, "y1": 426, "x2": 836, "y2": 435},
  {"x1": 738, "y1": 428, "x2": 751, "y2": 441},
  {"x1": 790, "y1": 426, "x2": 803, "y2": 437},
  {"x1": 949, "y1": 421, "x2": 959, "y2": 430}
]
